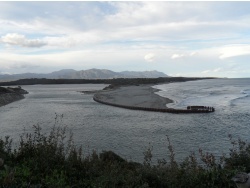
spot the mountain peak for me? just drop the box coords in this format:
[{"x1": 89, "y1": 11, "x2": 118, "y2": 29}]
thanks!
[{"x1": 51, "y1": 69, "x2": 77, "y2": 74}]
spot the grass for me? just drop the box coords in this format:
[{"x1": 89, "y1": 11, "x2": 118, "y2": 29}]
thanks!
[{"x1": 0, "y1": 116, "x2": 248, "y2": 187}]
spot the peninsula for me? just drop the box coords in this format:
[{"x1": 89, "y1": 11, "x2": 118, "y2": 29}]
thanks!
[
  {"x1": 94, "y1": 85, "x2": 172, "y2": 109},
  {"x1": 0, "y1": 86, "x2": 28, "y2": 107},
  {"x1": 93, "y1": 82, "x2": 215, "y2": 113}
]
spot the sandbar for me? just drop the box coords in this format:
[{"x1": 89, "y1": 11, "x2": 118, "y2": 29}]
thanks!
[{"x1": 94, "y1": 85, "x2": 173, "y2": 109}]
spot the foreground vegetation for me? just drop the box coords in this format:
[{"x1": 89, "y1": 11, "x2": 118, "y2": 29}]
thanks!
[{"x1": 0, "y1": 118, "x2": 248, "y2": 187}]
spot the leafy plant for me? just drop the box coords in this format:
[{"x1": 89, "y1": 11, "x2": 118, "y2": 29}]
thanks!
[{"x1": 0, "y1": 116, "x2": 248, "y2": 187}]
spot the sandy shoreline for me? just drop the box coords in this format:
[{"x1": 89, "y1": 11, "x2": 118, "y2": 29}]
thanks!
[{"x1": 94, "y1": 84, "x2": 173, "y2": 109}]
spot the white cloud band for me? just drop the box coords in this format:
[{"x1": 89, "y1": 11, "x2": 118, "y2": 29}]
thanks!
[{"x1": 1, "y1": 33, "x2": 47, "y2": 48}]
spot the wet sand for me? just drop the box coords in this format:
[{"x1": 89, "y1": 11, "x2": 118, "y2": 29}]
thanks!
[{"x1": 94, "y1": 85, "x2": 173, "y2": 109}]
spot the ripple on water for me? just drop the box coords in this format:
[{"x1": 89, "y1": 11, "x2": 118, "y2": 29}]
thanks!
[{"x1": 0, "y1": 80, "x2": 250, "y2": 163}]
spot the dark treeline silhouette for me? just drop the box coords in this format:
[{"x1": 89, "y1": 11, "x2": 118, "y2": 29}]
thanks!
[{"x1": 0, "y1": 77, "x2": 216, "y2": 86}]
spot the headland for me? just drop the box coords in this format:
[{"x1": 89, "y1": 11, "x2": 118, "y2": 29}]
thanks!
[{"x1": 0, "y1": 86, "x2": 28, "y2": 107}]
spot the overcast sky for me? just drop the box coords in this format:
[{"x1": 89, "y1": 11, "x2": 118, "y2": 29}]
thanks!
[{"x1": 0, "y1": 1, "x2": 250, "y2": 78}]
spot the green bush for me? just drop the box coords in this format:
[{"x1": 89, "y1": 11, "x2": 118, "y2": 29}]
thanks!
[{"x1": 0, "y1": 118, "x2": 247, "y2": 187}]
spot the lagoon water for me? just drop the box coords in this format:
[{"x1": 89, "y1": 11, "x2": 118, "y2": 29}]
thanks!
[{"x1": 0, "y1": 78, "x2": 250, "y2": 163}]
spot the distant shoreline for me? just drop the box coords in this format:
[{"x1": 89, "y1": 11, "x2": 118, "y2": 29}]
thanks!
[{"x1": 0, "y1": 77, "x2": 216, "y2": 86}]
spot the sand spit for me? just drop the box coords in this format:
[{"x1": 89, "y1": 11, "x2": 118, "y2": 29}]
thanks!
[
  {"x1": 93, "y1": 85, "x2": 215, "y2": 113},
  {"x1": 93, "y1": 85, "x2": 173, "y2": 109}
]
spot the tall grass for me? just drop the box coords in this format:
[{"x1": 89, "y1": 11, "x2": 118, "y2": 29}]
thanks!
[{"x1": 0, "y1": 116, "x2": 248, "y2": 187}]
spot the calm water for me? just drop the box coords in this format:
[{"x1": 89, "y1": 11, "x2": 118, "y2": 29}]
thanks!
[{"x1": 0, "y1": 79, "x2": 250, "y2": 163}]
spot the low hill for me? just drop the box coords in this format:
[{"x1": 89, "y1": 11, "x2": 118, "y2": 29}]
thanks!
[{"x1": 0, "y1": 69, "x2": 169, "y2": 81}]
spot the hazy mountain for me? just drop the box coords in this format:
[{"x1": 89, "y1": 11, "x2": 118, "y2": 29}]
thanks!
[
  {"x1": 47, "y1": 69, "x2": 77, "y2": 79},
  {"x1": 0, "y1": 73, "x2": 45, "y2": 81},
  {"x1": 0, "y1": 69, "x2": 168, "y2": 81},
  {"x1": 120, "y1": 70, "x2": 167, "y2": 78},
  {"x1": 70, "y1": 69, "x2": 121, "y2": 79}
]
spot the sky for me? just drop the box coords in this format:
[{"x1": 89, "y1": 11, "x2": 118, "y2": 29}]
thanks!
[{"x1": 0, "y1": 1, "x2": 250, "y2": 78}]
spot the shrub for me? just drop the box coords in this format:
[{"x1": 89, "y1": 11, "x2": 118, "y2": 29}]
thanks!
[{"x1": 0, "y1": 119, "x2": 248, "y2": 187}]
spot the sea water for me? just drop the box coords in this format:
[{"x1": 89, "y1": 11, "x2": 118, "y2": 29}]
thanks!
[
  {"x1": 153, "y1": 78, "x2": 250, "y2": 112},
  {"x1": 0, "y1": 78, "x2": 249, "y2": 163}
]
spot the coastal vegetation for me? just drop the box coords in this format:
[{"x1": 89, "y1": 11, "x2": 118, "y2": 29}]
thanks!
[
  {"x1": 0, "y1": 77, "x2": 216, "y2": 87},
  {"x1": 0, "y1": 117, "x2": 247, "y2": 187}
]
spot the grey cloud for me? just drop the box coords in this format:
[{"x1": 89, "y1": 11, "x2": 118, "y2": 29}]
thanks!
[
  {"x1": 10, "y1": 63, "x2": 40, "y2": 69},
  {"x1": 1, "y1": 33, "x2": 47, "y2": 47},
  {"x1": 23, "y1": 40, "x2": 47, "y2": 48}
]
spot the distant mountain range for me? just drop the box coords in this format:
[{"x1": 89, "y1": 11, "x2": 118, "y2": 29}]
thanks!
[{"x1": 0, "y1": 69, "x2": 169, "y2": 81}]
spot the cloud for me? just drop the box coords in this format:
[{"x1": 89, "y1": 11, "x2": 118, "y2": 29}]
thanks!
[
  {"x1": 201, "y1": 70, "x2": 211, "y2": 74},
  {"x1": 201, "y1": 68, "x2": 223, "y2": 74},
  {"x1": 190, "y1": 52, "x2": 197, "y2": 56},
  {"x1": 169, "y1": 73, "x2": 182, "y2": 77},
  {"x1": 1, "y1": 2, "x2": 249, "y2": 48},
  {"x1": 219, "y1": 44, "x2": 250, "y2": 59},
  {"x1": 0, "y1": 2, "x2": 250, "y2": 78},
  {"x1": 171, "y1": 51, "x2": 198, "y2": 60},
  {"x1": 1, "y1": 33, "x2": 47, "y2": 47},
  {"x1": 200, "y1": 66, "x2": 250, "y2": 78},
  {"x1": 213, "y1": 68, "x2": 222, "y2": 72},
  {"x1": 9, "y1": 63, "x2": 40, "y2": 69},
  {"x1": 0, "y1": 72, "x2": 12, "y2": 75},
  {"x1": 0, "y1": 2, "x2": 250, "y2": 52},
  {"x1": 44, "y1": 32, "x2": 103, "y2": 48},
  {"x1": 105, "y1": 2, "x2": 214, "y2": 27},
  {"x1": 144, "y1": 53, "x2": 155, "y2": 62},
  {"x1": 171, "y1": 53, "x2": 184, "y2": 59}
]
